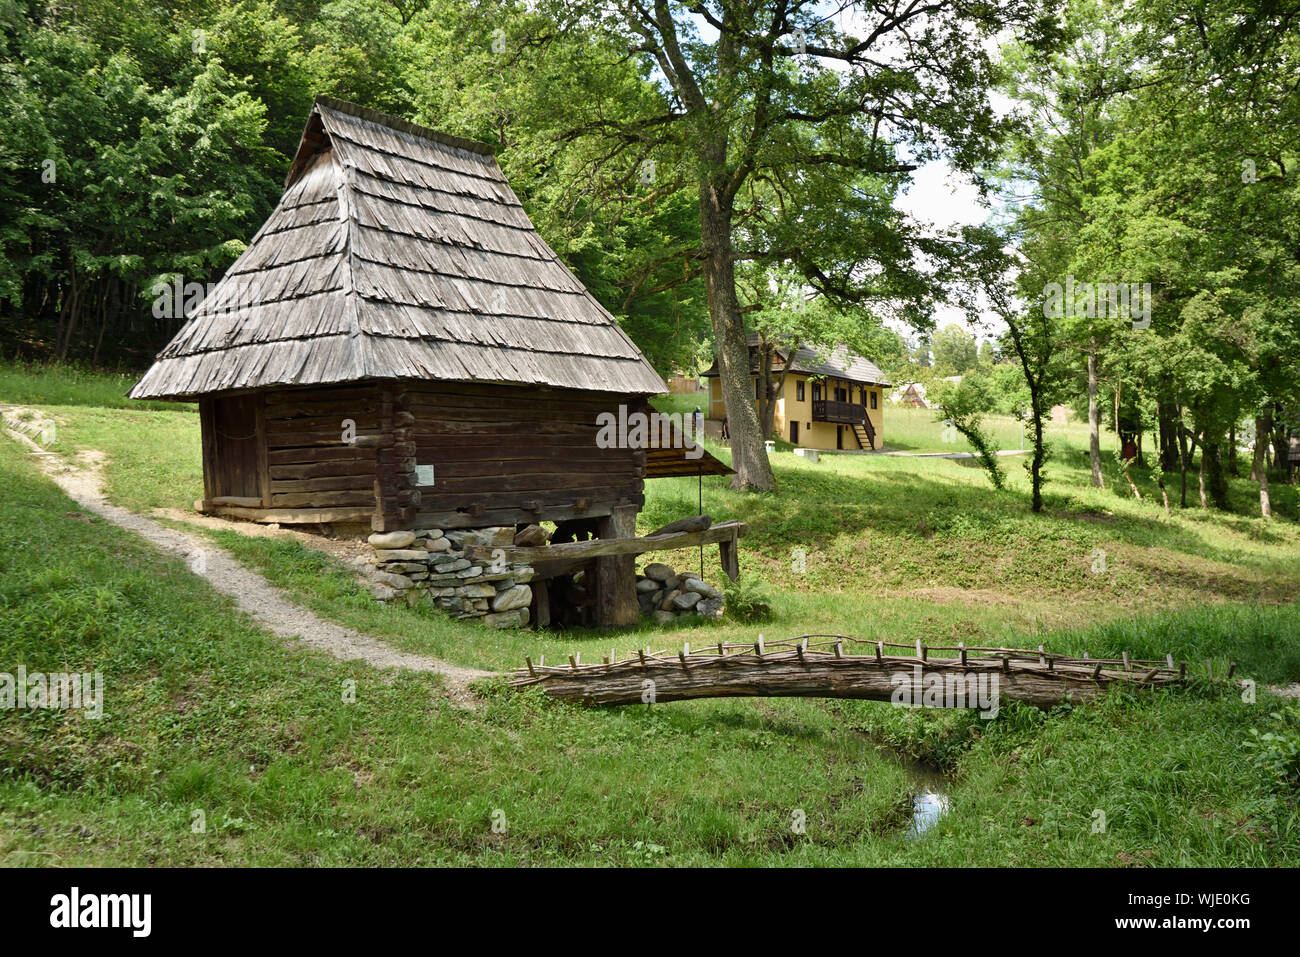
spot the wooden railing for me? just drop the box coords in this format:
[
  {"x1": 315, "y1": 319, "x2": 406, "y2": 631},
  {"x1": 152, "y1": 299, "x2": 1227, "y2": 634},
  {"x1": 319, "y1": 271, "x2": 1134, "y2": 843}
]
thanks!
[{"x1": 811, "y1": 399, "x2": 866, "y2": 424}]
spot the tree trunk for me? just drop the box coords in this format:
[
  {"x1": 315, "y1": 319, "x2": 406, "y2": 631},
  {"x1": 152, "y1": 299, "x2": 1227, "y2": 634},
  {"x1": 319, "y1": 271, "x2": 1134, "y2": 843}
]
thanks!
[
  {"x1": 1197, "y1": 432, "x2": 1208, "y2": 508},
  {"x1": 700, "y1": 174, "x2": 773, "y2": 491},
  {"x1": 1029, "y1": 400, "x2": 1046, "y2": 513},
  {"x1": 1177, "y1": 422, "x2": 1192, "y2": 507},
  {"x1": 1157, "y1": 398, "x2": 1180, "y2": 472},
  {"x1": 1253, "y1": 413, "x2": 1273, "y2": 519},
  {"x1": 1204, "y1": 439, "x2": 1229, "y2": 509},
  {"x1": 1087, "y1": 348, "x2": 1104, "y2": 487}
]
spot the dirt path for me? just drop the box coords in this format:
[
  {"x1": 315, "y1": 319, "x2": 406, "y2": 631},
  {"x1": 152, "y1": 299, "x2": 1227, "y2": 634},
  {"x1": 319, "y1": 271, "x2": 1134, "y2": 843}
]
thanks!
[{"x1": 3, "y1": 409, "x2": 493, "y2": 702}]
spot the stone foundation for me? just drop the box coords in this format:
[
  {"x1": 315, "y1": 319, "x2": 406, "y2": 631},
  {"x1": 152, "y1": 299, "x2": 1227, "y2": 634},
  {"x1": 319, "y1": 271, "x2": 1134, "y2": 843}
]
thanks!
[
  {"x1": 361, "y1": 526, "x2": 535, "y2": 629},
  {"x1": 636, "y1": 561, "x2": 725, "y2": 623},
  {"x1": 360, "y1": 528, "x2": 728, "y2": 629}
]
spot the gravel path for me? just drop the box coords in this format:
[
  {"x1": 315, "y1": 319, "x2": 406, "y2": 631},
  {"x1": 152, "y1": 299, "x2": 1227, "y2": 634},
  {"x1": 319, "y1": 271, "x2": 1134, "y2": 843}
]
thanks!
[{"x1": 3, "y1": 408, "x2": 493, "y2": 701}]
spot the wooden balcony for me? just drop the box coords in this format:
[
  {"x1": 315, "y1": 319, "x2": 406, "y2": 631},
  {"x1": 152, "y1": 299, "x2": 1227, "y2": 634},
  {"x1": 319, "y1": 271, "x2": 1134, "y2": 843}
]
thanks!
[{"x1": 811, "y1": 399, "x2": 866, "y2": 424}]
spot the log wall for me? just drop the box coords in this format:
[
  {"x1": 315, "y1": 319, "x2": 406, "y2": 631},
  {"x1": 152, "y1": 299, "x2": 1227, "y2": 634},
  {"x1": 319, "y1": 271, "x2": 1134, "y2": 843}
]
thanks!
[
  {"x1": 199, "y1": 381, "x2": 645, "y2": 532},
  {"x1": 405, "y1": 381, "x2": 644, "y2": 529}
]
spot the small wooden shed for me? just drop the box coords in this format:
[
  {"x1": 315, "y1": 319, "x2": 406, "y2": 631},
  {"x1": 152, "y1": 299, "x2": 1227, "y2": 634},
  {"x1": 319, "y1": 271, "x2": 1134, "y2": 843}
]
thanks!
[{"x1": 130, "y1": 97, "x2": 711, "y2": 544}]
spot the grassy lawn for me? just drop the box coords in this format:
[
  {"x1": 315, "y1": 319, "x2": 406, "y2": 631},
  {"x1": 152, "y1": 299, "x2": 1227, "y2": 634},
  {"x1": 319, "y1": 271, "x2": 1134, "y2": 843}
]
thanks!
[
  {"x1": 2, "y1": 369, "x2": 1299, "y2": 865},
  {"x1": 0, "y1": 358, "x2": 188, "y2": 413}
]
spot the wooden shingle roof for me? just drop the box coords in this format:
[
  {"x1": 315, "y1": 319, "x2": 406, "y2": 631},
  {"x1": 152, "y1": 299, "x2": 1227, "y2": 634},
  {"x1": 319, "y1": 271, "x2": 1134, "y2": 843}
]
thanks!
[{"x1": 130, "y1": 97, "x2": 666, "y2": 400}]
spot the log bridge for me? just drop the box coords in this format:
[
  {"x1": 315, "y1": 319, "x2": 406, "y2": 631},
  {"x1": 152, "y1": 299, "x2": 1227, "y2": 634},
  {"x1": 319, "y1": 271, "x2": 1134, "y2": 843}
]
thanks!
[{"x1": 511, "y1": 635, "x2": 1208, "y2": 709}]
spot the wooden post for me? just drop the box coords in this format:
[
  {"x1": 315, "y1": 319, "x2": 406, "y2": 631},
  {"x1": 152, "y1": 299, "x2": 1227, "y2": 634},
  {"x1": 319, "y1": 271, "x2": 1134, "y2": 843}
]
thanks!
[
  {"x1": 254, "y1": 394, "x2": 271, "y2": 508},
  {"x1": 718, "y1": 528, "x2": 741, "y2": 582},
  {"x1": 531, "y1": 581, "x2": 551, "y2": 630},
  {"x1": 198, "y1": 397, "x2": 218, "y2": 509},
  {"x1": 595, "y1": 504, "x2": 639, "y2": 626}
]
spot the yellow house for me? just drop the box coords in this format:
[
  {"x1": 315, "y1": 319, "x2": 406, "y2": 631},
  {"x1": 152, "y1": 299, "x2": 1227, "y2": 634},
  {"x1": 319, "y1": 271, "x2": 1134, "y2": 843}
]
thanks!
[{"x1": 703, "y1": 342, "x2": 888, "y2": 451}]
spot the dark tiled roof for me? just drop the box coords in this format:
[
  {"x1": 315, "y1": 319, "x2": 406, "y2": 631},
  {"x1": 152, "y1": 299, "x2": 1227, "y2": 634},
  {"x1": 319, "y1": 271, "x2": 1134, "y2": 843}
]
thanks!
[{"x1": 702, "y1": 337, "x2": 888, "y2": 386}]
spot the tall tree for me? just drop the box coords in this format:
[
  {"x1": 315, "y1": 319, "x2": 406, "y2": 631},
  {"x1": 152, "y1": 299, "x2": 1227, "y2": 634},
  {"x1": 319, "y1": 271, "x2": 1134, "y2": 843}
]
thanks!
[{"x1": 570, "y1": 0, "x2": 1059, "y2": 489}]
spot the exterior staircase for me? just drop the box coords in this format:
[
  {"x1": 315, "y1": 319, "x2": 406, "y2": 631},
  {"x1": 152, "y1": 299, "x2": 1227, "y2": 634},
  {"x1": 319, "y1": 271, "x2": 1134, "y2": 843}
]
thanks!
[{"x1": 853, "y1": 416, "x2": 876, "y2": 450}]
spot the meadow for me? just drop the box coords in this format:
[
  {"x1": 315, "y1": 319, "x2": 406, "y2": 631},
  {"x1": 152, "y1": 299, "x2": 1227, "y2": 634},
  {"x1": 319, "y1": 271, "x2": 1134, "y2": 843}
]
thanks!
[{"x1": 2, "y1": 363, "x2": 1298, "y2": 865}]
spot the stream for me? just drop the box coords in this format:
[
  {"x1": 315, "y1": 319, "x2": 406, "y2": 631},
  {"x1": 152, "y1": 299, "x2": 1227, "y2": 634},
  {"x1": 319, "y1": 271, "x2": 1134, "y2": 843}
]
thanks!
[{"x1": 889, "y1": 751, "x2": 951, "y2": 838}]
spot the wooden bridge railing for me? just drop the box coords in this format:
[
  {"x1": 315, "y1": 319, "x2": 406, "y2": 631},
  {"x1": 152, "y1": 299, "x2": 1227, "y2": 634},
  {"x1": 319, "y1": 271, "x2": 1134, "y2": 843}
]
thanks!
[{"x1": 510, "y1": 634, "x2": 1221, "y2": 708}]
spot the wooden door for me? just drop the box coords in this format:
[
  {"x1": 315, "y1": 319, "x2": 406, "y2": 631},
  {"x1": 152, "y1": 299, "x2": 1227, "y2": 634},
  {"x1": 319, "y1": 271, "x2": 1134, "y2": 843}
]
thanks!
[
  {"x1": 207, "y1": 394, "x2": 265, "y2": 502},
  {"x1": 790, "y1": 421, "x2": 799, "y2": 444}
]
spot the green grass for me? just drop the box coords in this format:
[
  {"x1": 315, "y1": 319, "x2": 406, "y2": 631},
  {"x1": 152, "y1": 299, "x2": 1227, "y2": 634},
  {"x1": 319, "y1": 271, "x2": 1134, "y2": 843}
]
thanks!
[
  {"x1": 881, "y1": 404, "x2": 1091, "y2": 454},
  {"x1": 0, "y1": 358, "x2": 190, "y2": 412},
  {"x1": 1, "y1": 367, "x2": 1298, "y2": 865},
  {"x1": 1, "y1": 439, "x2": 1296, "y2": 865}
]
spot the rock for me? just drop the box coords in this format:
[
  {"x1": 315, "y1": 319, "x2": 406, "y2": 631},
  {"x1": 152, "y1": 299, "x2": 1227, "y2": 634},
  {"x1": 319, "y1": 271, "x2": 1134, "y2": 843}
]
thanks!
[
  {"x1": 681, "y1": 577, "x2": 720, "y2": 599},
  {"x1": 426, "y1": 569, "x2": 509, "y2": 587},
  {"x1": 458, "y1": 583, "x2": 497, "y2": 598},
  {"x1": 652, "y1": 610, "x2": 676, "y2": 625},
  {"x1": 368, "y1": 530, "x2": 416, "y2": 549},
  {"x1": 696, "y1": 596, "x2": 724, "y2": 618},
  {"x1": 514, "y1": 524, "x2": 548, "y2": 547},
  {"x1": 446, "y1": 526, "x2": 515, "y2": 548},
  {"x1": 433, "y1": 558, "x2": 471, "y2": 573},
  {"x1": 664, "y1": 575, "x2": 682, "y2": 590},
  {"x1": 414, "y1": 528, "x2": 443, "y2": 539},
  {"x1": 509, "y1": 566, "x2": 534, "y2": 583},
  {"x1": 672, "y1": 591, "x2": 702, "y2": 610},
  {"x1": 373, "y1": 548, "x2": 429, "y2": 562},
  {"x1": 369, "y1": 583, "x2": 398, "y2": 601},
  {"x1": 484, "y1": 526, "x2": 516, "y2": 546},
  {"x1": 427, "y1": 587, "x2": 457, "y2": 597},
  {"x1": 644, "y1": 563, "x2": 674, "y2": 582},
  {"x1": 659, "y1": 588, "x2": 682, "y2": 611},
  {"x1": 369, "y1": 570, "x2": 414, "y2": 590},
  {"x1": 425, "y1": 536, "x2": 451, "y2": 553},
  {"x1": 492, "y1": 583, "x2": 533, "y2": 612},
  {"x1": 379, "y1": 562, "x2": 428, "y2": 573},
  {"x1": 636, "y1": 578, "x2": 660, "y2": 594},
  {"x1": 483, "y1": 608, "x2": 529, "y2": 629}
]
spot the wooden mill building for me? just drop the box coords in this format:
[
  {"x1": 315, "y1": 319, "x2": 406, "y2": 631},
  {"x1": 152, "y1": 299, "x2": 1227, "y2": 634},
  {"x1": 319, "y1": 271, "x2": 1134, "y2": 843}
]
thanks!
[{"x1": 130, "y1": 97, "x2": 725, "y2": 560}]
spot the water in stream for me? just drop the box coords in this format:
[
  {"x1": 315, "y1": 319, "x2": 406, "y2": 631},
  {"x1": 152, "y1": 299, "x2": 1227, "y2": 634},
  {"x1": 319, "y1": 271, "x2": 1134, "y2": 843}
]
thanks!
[{"x1": 894, "y1": 753, "x2": 950, "y2": 838}]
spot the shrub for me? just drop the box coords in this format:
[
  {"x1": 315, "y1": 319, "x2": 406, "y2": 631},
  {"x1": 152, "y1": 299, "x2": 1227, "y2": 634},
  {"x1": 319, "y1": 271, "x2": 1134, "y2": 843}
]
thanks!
[{"x1": 722, "y1": 572, "x2": 773, "y2": 622}]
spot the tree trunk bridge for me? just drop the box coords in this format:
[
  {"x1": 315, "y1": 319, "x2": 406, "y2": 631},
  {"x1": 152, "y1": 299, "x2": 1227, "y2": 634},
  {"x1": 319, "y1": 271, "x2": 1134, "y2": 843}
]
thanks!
[{"x1": 511, "y1": 635, "x2": 1200, "y2": 708}]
